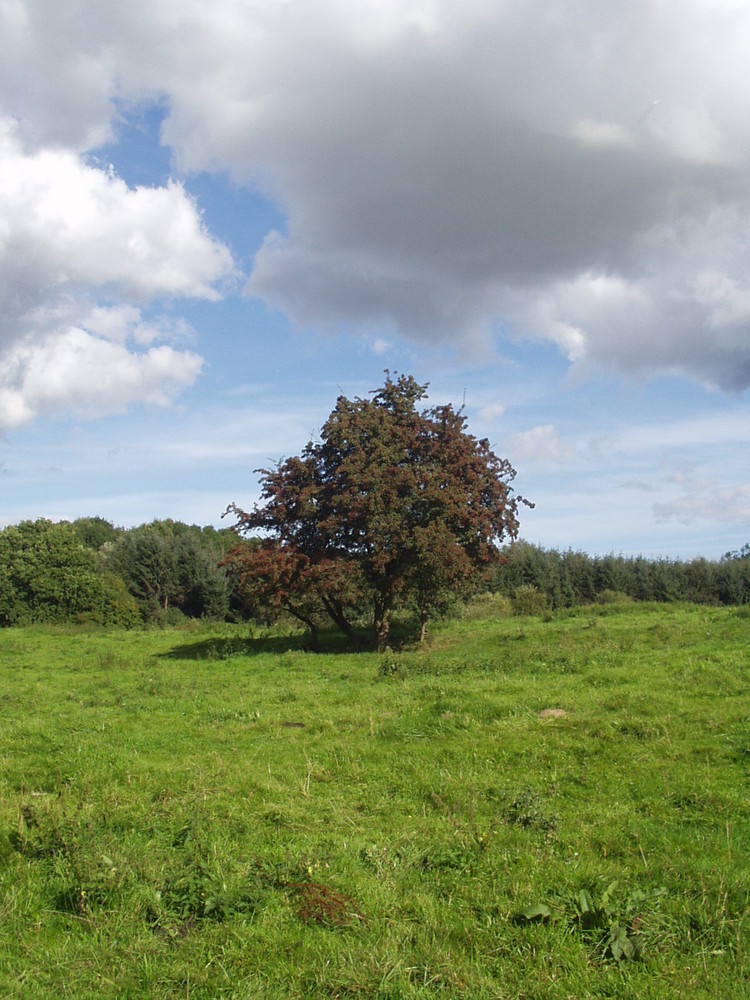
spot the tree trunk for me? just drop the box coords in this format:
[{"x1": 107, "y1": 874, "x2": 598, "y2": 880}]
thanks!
[
  {"x1": 419, "y1": 609, "x2": 429, "y2": 644},
  {"x1": 284, "y1": 601, "x2": 322, "y2": 652},
  {"x1": 374, "y1": 605, "x2": 391, "y2": 651},
  {"x1": 307, "y1": 625, "x2": 322, "y2": 653},
  {"x1": 321, "y1": 595, "x2": 354, "y2": 640}
]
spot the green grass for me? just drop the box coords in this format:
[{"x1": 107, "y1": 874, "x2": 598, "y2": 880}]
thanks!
[{"x1": 0, "y1": 603, "x2": 748, "y2": 998}]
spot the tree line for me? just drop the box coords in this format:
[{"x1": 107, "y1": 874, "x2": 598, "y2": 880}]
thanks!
[
  {"x1": 491, "y1": 540, "x2": 750, "y2": 609},
  {"x1": 0, "y1": 515, "x2": 747, "y2": 633},
  {"x1": 1, "y1": 373, "x2": 748, "y2": 638},
  {"x1": 0, "y1": 517, "x2": 240, "y2": 627}
]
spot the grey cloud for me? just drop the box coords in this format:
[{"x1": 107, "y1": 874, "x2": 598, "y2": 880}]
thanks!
[
  {"x1": 4, "y1": 0, "x2": 750, "y2": 389},
  {"x1": 653, "y1": 485, "x2": 750, "y2": 525},
  {"x1": 232, "y1": 5, "x2": 750, "y2": 388},
  {"x1": 620, "y1": 479, "x2": 658, "y2": 494}
]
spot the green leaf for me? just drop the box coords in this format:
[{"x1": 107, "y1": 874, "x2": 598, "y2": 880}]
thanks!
[
  {"x1": 608, "y1": 922, "x2": 627, "y2": 959},
  {"x1": 578, "y1": 889, "x2": 599, "y2": 929},
  {"x1": 516, "y1": 902, "x2": 551, "y2": 923},
  {"x1": 608, "y1": 922, "x2": 642, "y2": 961},
  {"x1": 600, "y1": 879, "x2": 619, "y2": 914}
]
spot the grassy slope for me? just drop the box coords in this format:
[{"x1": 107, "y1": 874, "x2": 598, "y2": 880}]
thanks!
[{"x1": 0, "y1": 604, "x2": 748, "y2": 998}]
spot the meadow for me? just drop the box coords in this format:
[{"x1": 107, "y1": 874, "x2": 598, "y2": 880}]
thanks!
[{"x1": 0, "y1": 602, "x2": 748, "y2": 998}]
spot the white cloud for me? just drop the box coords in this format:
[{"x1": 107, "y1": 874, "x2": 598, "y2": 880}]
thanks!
[
  {"x1": 0, "y1": 327, "x2": 203, "y2": 429},
  {"x1": 0, "y1": 121, "x2": 233, "y2": 316},
  {"x1": 478, "y1": 402, "x2": 506, "y2": 422},
  {"x1": 3, "y1": 0, "x2": 750, "y2": 393},
  {"x1": 653, "y1": 484, "x2": 750, "y2": 525},
  {"x1": 0, "y1": 118, "x2": 234, "y2": 428},
  {"x1": 504, "y1": 425, "x2": 575, "y2": 469},
  {"x1": 571, "y1": 119, "x2": 635, "y2": 148}
]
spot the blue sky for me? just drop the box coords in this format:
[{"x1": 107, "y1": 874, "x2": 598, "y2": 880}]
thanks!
[{"x1": 1, "y1": 1, "x2": 749, "y2": 559}]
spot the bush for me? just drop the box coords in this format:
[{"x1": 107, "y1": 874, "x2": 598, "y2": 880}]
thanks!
[
  {"x1": 75, "y1": 573, "x2": 141, "y2": 628},
  {"x1": 462, "y1": 592, "x2": 514, "y2": 621},
  {"x1": 146, "y1": 605, "x2": 190, "y2": 628},
  {"x1": 595, "y1": 590, "x2": 634, "y2": 605},
  {"x1": 0, "y1": 520, "x2": 140, "y2": 628},
  {"x1": 512, "y1": 585, "x2": 548, "y2": 616}
]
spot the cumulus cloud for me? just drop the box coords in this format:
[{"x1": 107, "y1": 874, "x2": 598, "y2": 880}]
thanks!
[
  {"x1": 0, "y1": 328, "x2": 203, "y2": 429},
  {"x1": 3, "y1": 0, "x2": 750, "y2": 396},
  {"x1": 0, "y1": 118, "x2": 234, "y2": 428},
  {"x1": 0, "y1": 121, "x2": 232, "y2": 315}
]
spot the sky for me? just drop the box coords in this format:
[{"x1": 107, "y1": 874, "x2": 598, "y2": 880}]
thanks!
[{"x1": 1, "y1": 0, "x2": 749, "y2": 560}]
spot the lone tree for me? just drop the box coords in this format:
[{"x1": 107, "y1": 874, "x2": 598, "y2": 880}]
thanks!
[{"x1": 227, "y1": 373, "x2": 531, "y2": 648}]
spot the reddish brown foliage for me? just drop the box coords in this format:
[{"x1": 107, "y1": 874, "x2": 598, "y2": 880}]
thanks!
[{"x1": 228, "y1": 373, "x2": 531, "y2": 648}]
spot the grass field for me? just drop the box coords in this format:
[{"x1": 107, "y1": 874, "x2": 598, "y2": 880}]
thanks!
[{"x1": 0, "y1": 602, "x2": 748, "y2": 998}]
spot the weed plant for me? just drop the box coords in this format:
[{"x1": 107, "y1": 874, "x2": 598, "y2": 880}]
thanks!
[{"x1": 0, "y1": 604, "x2": 748, "y2": 997}]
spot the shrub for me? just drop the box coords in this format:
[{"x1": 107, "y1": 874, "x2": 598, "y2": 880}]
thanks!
[
  {"x1": 512, "y1": 585, "x2": 548, "y2": 616},
  {"x1": 461, "y1": 592, "x2": 514, "y2": 621},
  {"x1": 595, "y1": 590, "x2": 634, "y2": 605}
]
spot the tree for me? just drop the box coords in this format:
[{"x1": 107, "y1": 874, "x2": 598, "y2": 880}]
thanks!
[
  {"x1": 717, "y1": 546, "x2": 750, "y2": 605},
  {"x1": 228, "y1": 373, "x2": 531, "y2": 648},
  {"x1": 0, "y1": 519, "x2": 139, "y2": 627},
  {"x1": 72, "y1": 516, "x2": 121, "y2": 551},
  {"x1": 102, "y1": 521, "x2": 230, "y2": 622},
  {"x1": 722, "y1": 543, "x2": 750, "y2": 562}
]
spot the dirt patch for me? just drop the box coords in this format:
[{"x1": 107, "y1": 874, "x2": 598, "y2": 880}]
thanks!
[{"x1": 289, "y1": 881, "x2": 365, "y2": 927}]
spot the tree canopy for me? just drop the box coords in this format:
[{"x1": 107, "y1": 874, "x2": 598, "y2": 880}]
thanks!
[
  {"x1": 0, "y1": 519, "x2": 139, "y2": 627},
  {"x1": 101, "y1": 520, "x2": 232, "y2": 623},
  {"x1": 227, "y1": 373, "x2": 532, "y2": 648}
]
